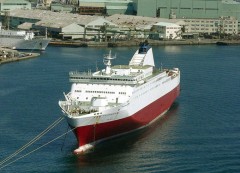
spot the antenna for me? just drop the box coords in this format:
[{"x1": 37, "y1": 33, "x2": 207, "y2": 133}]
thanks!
[
  {"x1": 103, "y1": 50, "x2": 116, "y2": 74},
  {"x1": 95, "y1": 61, "x2": 98, "y2": 72}
]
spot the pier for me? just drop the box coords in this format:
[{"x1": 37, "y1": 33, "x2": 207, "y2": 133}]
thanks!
[
  {"x1": 49, "y1": 38, "x2": 239, "y2": 48},
  {"x1": 0, "y1": 48, "x2": 40, "y2": 65}
]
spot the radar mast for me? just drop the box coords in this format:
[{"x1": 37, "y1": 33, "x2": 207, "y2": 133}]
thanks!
[{"x1": 103, "y1": 50, "x2": 116, "y2": 74}]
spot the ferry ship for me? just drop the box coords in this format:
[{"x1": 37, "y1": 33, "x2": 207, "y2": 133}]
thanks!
[
  {"x1": 0, "y1": 25, "x2": 51, "y2": 50},
  {"x1": 59, "y1": 43, "x2": 180, "y2": 154}
]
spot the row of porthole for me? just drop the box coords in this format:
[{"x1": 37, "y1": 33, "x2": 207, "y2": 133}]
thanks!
[
  {"x1": 70, "y1": 77, "x2": 136, "y2": 82},
  {"x1": 86, "y1": 90, "x2": 115, "y2": 94},
  {"x1": 75, "y1": 90, "x2": 127, "y2": 95}
]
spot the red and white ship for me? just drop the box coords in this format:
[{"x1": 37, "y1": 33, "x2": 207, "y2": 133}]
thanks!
[{"x1": 59, "y1": 43, "x2": 180, "y2": 154}]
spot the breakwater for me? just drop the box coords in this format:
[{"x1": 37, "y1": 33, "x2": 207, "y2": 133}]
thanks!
[{"x1": 0, "y1": 48, "x2": 40, "y2": 65}]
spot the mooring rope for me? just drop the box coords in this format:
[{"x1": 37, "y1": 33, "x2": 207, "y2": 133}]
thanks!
[
  {"x1": 0, "y1": 116, "x2": 64, "y2": 169},
  {"x1": 0, "y1": 125, "x2": 78, "y2": 170},
  {"x1": 61, "y1": 125, "x2": 70, "y2": 152}
]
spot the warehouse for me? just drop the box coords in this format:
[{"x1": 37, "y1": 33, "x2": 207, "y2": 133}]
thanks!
[
  {"x1": 2, "y1": 9, "x2": 118, "y2": 40},
  {"x1": 133, "y1": 0, "x2": 240, "y2": 22},
  {"x1": 78, "y1": 0, "x2": 134, "y2": 15},
  {"x1": 33, "y1": 22, "x2": 85, "y2": 39}
]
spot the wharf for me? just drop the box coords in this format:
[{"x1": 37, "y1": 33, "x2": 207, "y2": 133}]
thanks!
[
  {"x1": 0, "y1": 48, "x2": 40, "y2": 65},
  {"x1": 216, "y1": 40, "x2": 240, "y2": 45},
  {"x1": 49, "y1": 39, "x2": 229, "y2": 48}
]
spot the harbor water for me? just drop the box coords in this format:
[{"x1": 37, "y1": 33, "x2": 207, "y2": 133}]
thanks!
[{"x1": 0, "y1": 45, "x2": 240, "y2": 173}]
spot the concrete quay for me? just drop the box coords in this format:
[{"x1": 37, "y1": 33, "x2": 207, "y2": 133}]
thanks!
[
  {"x1": 0, "y1": 48, "x2": 40, "y2": 65},
  {"x1": 49, "y1": 39, "x2": 240, "y2": 48}
]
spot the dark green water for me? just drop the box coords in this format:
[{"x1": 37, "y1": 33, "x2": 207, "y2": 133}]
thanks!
[{"x1": 0, "y1": 45, "x2": 240, "y2": 173}]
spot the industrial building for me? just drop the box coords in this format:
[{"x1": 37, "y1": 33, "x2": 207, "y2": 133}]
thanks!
[
  {"x1": 50, "y1": 2, "x2": 75, "y2": 12},
  {"x1": 0, "y1": 0, "x2": 31, "y2": 11},
  {"x1": 184, "y1": 16, "x2": 238, "y2": 35},
  {"x1": 78, "y1": 0, "x2": 134, "y2": 15},
  {"x1": 106, "y1": 14, "x2": 185, "y2": 39},
  {"x1": 150, "y1": 22, "x2": 182, "y2": 40},
  {"x1": 2, "y1": 0, "x2": 240, "y2": 23},
  {"x1": 60, "y1": 0, "x2": 240, "y2": 22},
  {"x1": 134, "y1": 0, "x2": 240, "y2": 22},
  {"x1": 0, "y1": 1, "x2": 239, "y2": 40},
  {"x1": 33, "y1": 17, "x2": 117, "y2": 40},
  {"x1": 33, "y1": 22, "x2": 84, "y2": 39},
  {"x1": 106, "y1": 14, "x2": 185, "y2": 30},
  {"x1": 47, "y1": 0, "x2": 134, "y2": 15},
  {"x1": 0, "y1": 9, "x2": 186, "y2": 40},
  {"x1": 1, "y1": 9, "x2": 118, "y2": 40}
]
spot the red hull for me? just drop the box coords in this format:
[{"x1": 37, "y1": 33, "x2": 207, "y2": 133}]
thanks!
[{"x1": 73, "y1": 84, "x2": 180, "y2": 149}]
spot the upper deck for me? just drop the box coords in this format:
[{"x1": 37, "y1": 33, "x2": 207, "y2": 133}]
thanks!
[
  {"x1": 69, "y1": 42, "x2": 157, "y2": 85},
  {"x1": 69, "y1": 65, "x2": 156, "y2": 85}
]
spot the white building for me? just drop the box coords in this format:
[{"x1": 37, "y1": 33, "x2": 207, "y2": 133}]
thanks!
[
  {"x1": 184, "y1": 16, "x2": 238, "y2": 35},
  {"x1": 151, "y1": 22, "x2": 182, "y2": 40}
]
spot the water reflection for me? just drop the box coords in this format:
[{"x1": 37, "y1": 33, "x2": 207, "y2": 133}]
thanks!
[
  {"x1": 163, "y1": 46, "x2": 182, "y2": 54},
  {"x1": 66, "y1": 102, "x2": 180, "y2": 172}
]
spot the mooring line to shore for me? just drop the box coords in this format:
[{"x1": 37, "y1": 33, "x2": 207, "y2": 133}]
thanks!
[
  {"x1": 61, "y1": 125, "x2": 70, "y2": 152},
  {"x1": 0, "y1": 124, "x2": 78, "y2": 170},
  {"x1": 0, "y1": 116, "x2": 65, "y2": 169}
]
